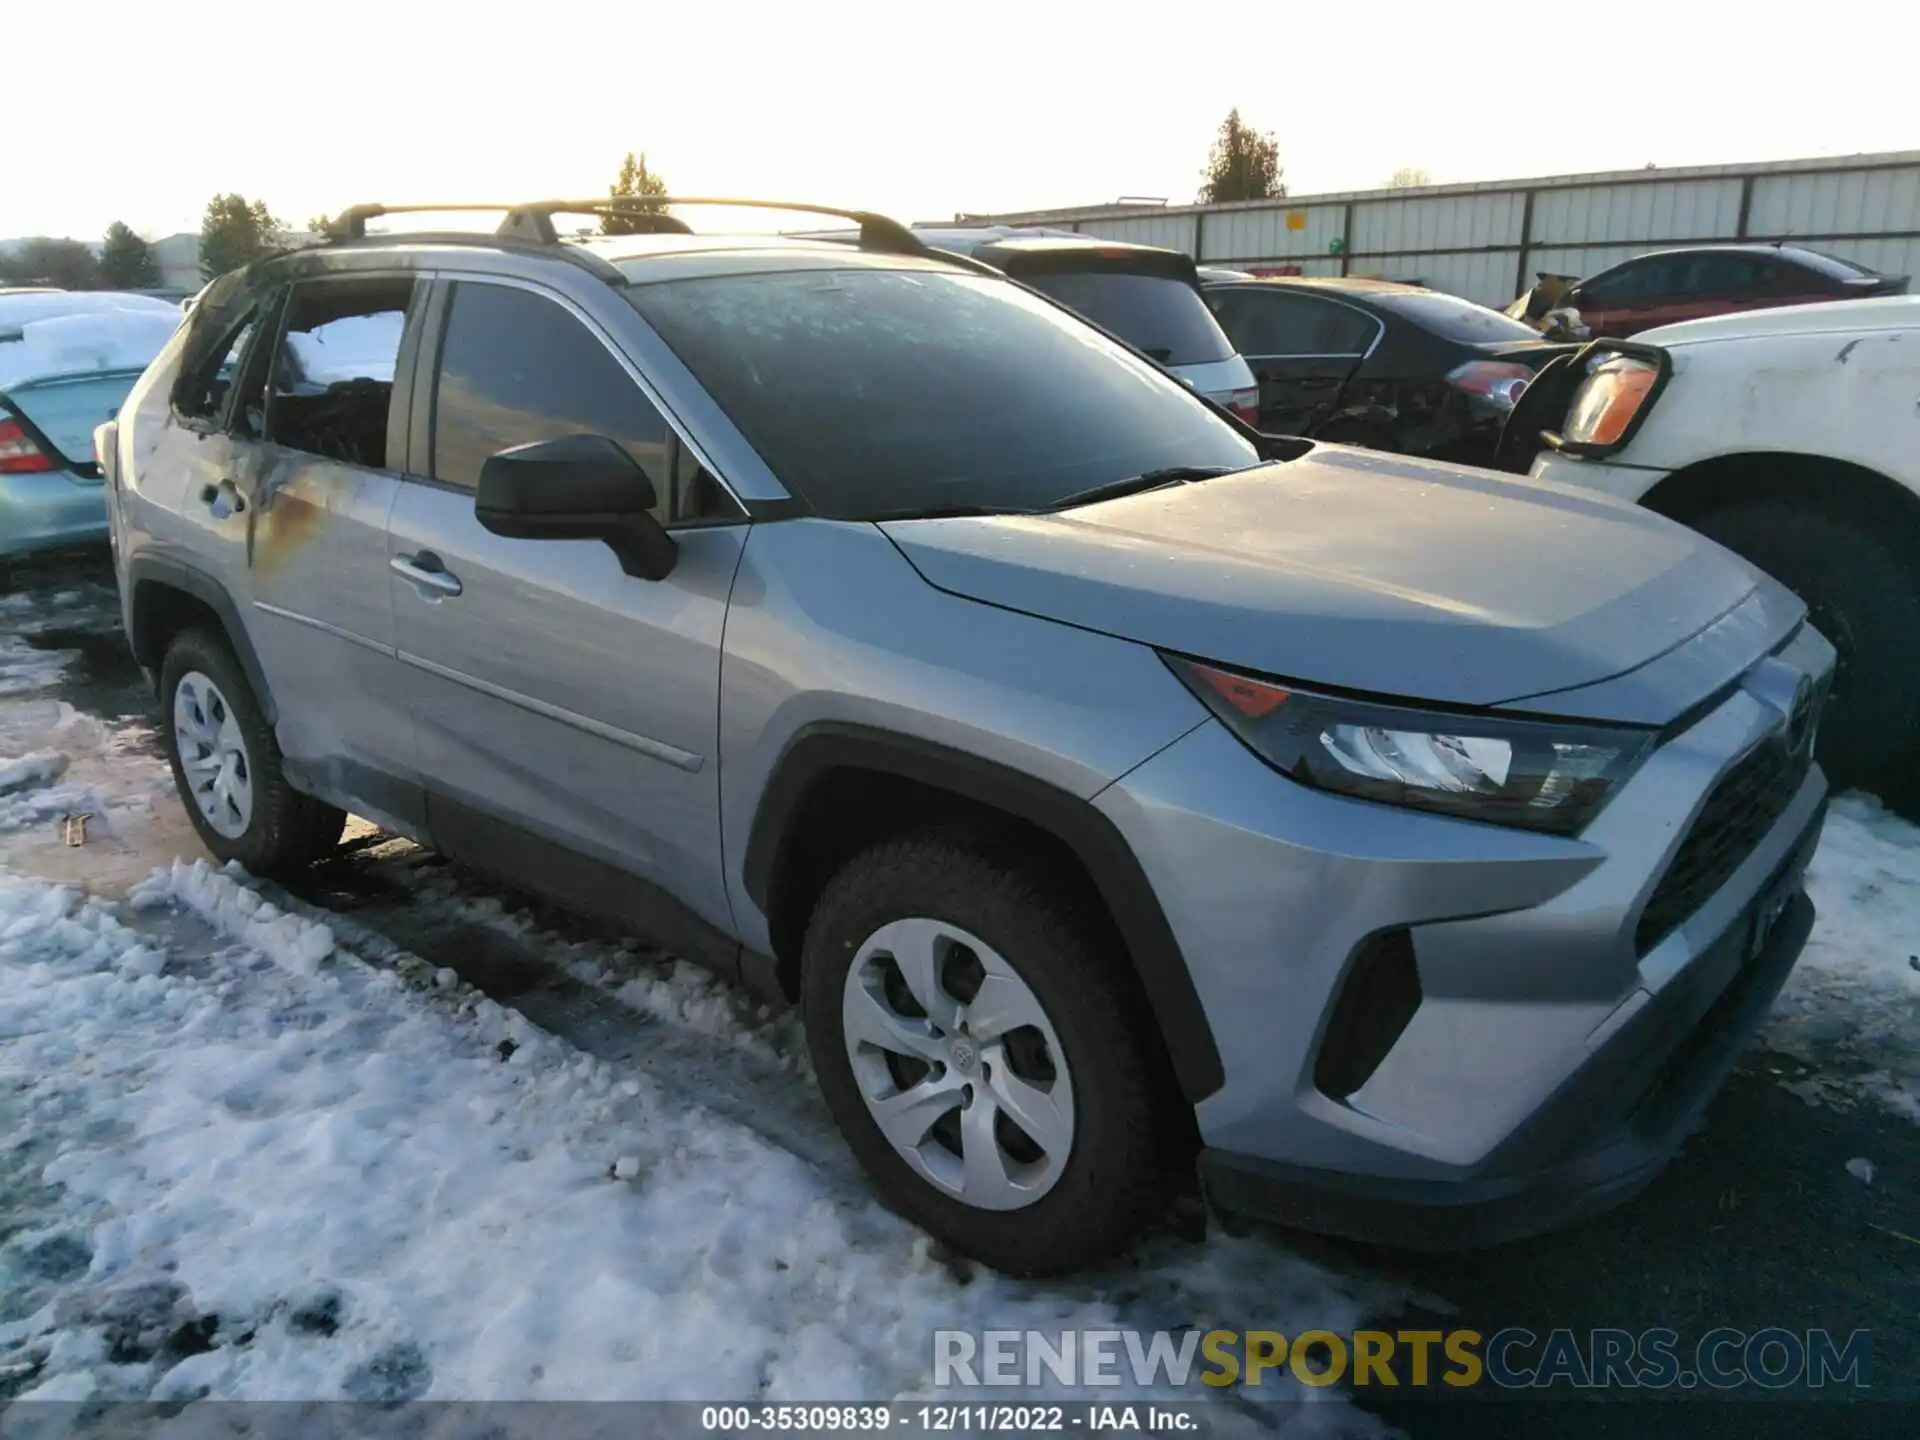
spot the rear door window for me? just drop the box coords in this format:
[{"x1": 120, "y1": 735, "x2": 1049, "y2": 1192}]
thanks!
[
  {"x1": 1672, "y1": 253, "x2": 1773, "y2": 297},
  {"x1": 255, "y1": 276, "x2": 418, "y2": 468},
  {"x1": 1017, "y1": 270, "x2": 1234, "y2": 365},
  {"x1": 1580, "y1": 259, "x2": 1659, "y2": 305}
]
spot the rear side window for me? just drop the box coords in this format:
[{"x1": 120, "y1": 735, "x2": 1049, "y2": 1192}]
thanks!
[
  {"x1": 628, "y1": 268, "x2": 1256, "y2": 520},
  {"x1": 1581, "y1": 257, "x2": 1676, "y2": 304},
  {"x1": 1210, "y1": 289, "x2": 1378, "y2": 356},
  {"x1": 1789, "y1": 247, "x2": 1881, "y2": 281},
  {"x1": 430, "y1": 282, "x2": 671, "y2": 500},
  {"x1": 1018, "y1": 271, "x2": 1234, "y2": 365},
  {"x1": 174, "y1": 302, "x2": 269, "y2": 423},
  {"x1": 1670, "y1": 253, "x2": 1773, "y2": 296}
]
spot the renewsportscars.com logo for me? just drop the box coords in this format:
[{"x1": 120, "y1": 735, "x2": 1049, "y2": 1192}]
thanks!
[{"x1": 933, "y1": 1327, "x2": 1871, "y2": 1392}]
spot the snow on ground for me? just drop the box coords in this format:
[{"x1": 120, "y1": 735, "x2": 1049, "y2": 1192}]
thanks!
[
  {"x1": 0, "y1": 578, "x2": 201, "y2": 889},
  {"x1": 0, "y1": 618, "x2": 74, "y2": 701},
  {"x1": 0, "y1": 862, "x2": 1383, "y2": 1425},
  {"x1": 1766, "y1": 793, "x2": 1920, "y2": 1121},
  {"x1": 393, "y1": 852, "x2": 813, "y2": 1075},
  {"x1": 0, "y1": 700, "x2": 183, "y2": 884}
]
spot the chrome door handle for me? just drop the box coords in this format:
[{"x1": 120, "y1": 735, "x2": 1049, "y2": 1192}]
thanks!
[{"x1": 391, "y1": 552, "x2": 463, "y2": 598}]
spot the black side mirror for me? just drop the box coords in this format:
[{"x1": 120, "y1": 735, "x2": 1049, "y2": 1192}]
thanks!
[{"x1": 476, "y1": 434, "x2": 677, "y2": 581}]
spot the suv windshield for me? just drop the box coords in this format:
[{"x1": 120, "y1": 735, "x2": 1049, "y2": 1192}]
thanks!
[
  {"x1": 1382, "y1": 290, "x2": 1540, "y2": 343},
  {"x1": 626, "y1": 268, "x2": 1258, "y2": 520},
  {"x1": 1016, "y1": 270, "x2": 1235, "y2": 366}
]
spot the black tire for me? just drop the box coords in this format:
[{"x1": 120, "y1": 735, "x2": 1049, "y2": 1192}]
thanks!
[
  {"x1": 1692, "y1": 501, "x2": 1920, "y2": 797},
  {"x1": 159, "y1": 628, "x2": 345, "y2": 875},
  {"x1": 802, "y1": 833, "x2": 1166, "y2": 1275}
]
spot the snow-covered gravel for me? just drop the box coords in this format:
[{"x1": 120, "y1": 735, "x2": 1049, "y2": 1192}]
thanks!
[
  {"x1": 0, "y1": 862, "x2": 1382, "y2": 1421},
  {"x1": 1, "y1": 564, "x2": 1917, "y2": 1415},
  {"x1": 1764, "y1": 793, "x2": 1920, "y2": 1120}
]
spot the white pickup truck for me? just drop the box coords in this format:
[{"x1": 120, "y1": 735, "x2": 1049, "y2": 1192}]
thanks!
[{"x1": 1522, "y1": 297, "x2": 1920, "y2": 803}]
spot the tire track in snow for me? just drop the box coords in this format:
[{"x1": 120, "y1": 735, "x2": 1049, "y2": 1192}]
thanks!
[{"x1": 257, "y1": 868, "x2": 866, "y2": 1188}]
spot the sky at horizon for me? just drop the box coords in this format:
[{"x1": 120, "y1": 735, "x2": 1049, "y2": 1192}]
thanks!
[{"x1": 11, "y1": 0, "x2": 1917, "y2": 243}]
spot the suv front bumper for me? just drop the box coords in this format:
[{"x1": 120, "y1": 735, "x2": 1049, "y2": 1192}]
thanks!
[
  {"x1": 1096, "y1": 631, "x2": 1832, "y2": 1248},
  {"x1": 1198, "y1": 820, "x2": 1818, "y2": 1248}
]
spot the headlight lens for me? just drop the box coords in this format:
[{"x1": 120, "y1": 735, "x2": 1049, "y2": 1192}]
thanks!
[
  {"x1": 1166, "y1": 656, "x2": 1653, "y2": 834},
  {"x1": 1561, "y1": 354, "x2": 1659, "y2": 447}
]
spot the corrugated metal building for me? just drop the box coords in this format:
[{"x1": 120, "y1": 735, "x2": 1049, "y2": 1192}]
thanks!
[{"x1": 961, "y1": 151, "x2": 1920, "y2": 308}]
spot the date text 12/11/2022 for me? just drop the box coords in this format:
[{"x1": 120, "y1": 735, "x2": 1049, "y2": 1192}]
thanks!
[{"x1": 700, "y1": 1404, "x2": 1200, "y2": 1432}]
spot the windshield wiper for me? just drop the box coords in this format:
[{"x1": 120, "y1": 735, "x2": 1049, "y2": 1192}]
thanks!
[{"x1": 1048, "y1": 466, "x2": 1239, "y2": 512}]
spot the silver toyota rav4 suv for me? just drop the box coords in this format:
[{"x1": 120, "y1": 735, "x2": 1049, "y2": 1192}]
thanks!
[{"x1": 97, "y1": 199, "x2": 1832, "y2": 1275}]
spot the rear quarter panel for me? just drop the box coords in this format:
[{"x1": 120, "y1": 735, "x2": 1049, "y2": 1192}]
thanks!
[{"x1": 110, "y1": 331, "x2": 217, "y2": 620}]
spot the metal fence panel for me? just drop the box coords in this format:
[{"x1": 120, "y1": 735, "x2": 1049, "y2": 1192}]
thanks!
[
  {"x1": 1749, "y1": 167, "x2": 1920, "y2": 238},
  {"x1": 1351, "y1": 192, "x2": 1524, "y2": 253},
  {"x1": 1203, "y1": 204, "x2": 1347, "y2": 263},
  {"x1": 1073, "y1": 214, "x2": 1198, "y2": 252},
  {"x1": 978, "y1": 153, "x2": 1920, "y2": 305},
  {"x1": 1530, "y1": 179, "x2": 1744, "y2": 245},
  {"x1": 1347, "y1": 251, "x2": 1521, "y2": 305}
]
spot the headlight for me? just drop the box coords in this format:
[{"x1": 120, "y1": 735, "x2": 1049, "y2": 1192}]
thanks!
[
  {"x1": 1166, "y1": 656, "x2": 1653, "y2": 835},
  {"x1": 1560, "y1": 353, "x2": 1661, "y2": 448}
]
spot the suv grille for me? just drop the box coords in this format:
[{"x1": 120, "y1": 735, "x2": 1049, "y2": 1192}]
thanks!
[{"x1": 1634, "y1": 718, "x2": 1813, "y2": 954}]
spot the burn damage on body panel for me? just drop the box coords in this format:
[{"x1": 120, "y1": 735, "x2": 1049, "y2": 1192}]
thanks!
[{"x1": 244, "y1": 460, "x2": 333, "y2": 574}]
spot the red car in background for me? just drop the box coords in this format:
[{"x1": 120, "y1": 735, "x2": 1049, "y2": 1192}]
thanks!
[{"x1": 1564, "y1": 243, "x2": 1908, "y2": 338}]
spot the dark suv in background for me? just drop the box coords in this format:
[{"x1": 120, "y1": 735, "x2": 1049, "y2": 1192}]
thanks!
[
  {"x1": 919, "y1": 229, "x2": 1259, "y2": 424},
  {"x1": 1565, "y1": 243, "x2": 1908, "y2": 338}
]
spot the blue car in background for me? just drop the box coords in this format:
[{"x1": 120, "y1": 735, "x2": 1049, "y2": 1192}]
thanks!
[{"x1": 0, "y1": 291, "x2": 182, "y2": 586}]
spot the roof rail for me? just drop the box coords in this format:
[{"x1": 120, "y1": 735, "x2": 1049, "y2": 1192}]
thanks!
[
  {"x1": 327, "y1": 198, "x2": 940, "y2": 260},
  {"x1": 318, "y1": 229, "x2": 630, "y2": 283}
]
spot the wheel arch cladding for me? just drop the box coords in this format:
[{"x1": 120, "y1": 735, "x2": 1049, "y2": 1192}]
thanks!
[
  {"x1": 743, "y1": 723, "x2": 1225, "y2": 1102},
  {"x1": 1641, "y1": 451, "x2": 1920, "y2": 567},
  {"x1": 126, "y1": 556, "x2": 278, "y2": 726}
]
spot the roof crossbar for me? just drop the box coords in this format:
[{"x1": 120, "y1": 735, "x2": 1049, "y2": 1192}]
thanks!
[{"x1": 327, "y1": 198, "x2": 938, "y2": 259}]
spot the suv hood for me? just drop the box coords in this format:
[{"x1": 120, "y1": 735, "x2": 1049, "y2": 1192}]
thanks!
[{"x1": 879, "y1": 447, "x2": 1766, "y2": 712}]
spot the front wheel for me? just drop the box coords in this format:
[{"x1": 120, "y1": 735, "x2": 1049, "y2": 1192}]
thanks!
[
  {"x1": 1692, "y1": 501, "x2": 1920, "y2": 798},
  {"x1": 802, "y1": 835, "x2": 1166, "y2": 1275}
]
